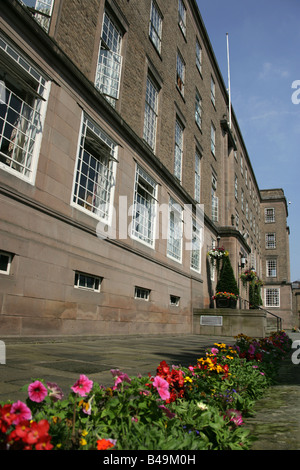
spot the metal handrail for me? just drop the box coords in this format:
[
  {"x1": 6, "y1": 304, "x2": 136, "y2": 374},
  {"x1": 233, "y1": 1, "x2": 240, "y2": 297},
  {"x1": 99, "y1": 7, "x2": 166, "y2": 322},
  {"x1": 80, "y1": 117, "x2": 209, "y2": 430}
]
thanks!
[{"x1": 238, "y1": 296, "x2": 282, "y2": 331}]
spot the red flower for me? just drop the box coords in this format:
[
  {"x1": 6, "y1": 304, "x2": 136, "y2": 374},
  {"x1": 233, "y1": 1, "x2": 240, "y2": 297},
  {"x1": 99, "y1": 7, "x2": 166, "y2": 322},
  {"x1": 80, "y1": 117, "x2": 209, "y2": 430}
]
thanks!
[
  {"x1": 156, "y1": 361, "x2": 187, "y2": 403},
  {"x1": 0, "y1": 404, "x2": 16, "y2": 433},
  {"x1": 8, "y1": 419, "x2": 53, "y2": 450},
  {"x1": 97, "y1": 439, "x2": 115, "y2": 450}
]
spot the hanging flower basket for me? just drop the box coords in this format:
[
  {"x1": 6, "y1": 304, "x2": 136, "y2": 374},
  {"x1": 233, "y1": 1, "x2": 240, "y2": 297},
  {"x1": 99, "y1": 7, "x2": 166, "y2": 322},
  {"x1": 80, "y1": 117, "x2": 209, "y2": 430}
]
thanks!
[
  {"x1": 240, "y1": 269, "x2": 258, "y2": 285},
  {"x1": 207, "y1": 247, "x2": 229, "y2": 278},
  {"x1": 207, "y1": 247, "x2": 229, "y2": 261}
]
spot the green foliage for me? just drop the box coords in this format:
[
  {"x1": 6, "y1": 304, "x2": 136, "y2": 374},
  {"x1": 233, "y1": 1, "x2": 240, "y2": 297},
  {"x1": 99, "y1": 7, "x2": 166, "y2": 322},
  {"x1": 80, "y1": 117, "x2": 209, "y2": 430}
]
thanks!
[{"x1": 216, "y1": 255, "x2": 239, "y2": 296}]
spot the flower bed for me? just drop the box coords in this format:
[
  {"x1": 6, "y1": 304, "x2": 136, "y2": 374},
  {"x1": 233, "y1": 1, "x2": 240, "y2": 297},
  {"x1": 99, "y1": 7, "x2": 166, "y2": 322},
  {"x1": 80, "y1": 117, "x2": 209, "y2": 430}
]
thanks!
[{"x1": 0, "y1": 331, "x2": 292, "y2": 451}]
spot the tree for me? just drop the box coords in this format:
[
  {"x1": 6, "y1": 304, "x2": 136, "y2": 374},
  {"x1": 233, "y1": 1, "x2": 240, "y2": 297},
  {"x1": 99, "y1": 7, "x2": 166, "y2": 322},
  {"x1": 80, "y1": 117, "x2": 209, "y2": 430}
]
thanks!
[{"x1": 216, "y1": 255, "x2": 239, "y2": 297}]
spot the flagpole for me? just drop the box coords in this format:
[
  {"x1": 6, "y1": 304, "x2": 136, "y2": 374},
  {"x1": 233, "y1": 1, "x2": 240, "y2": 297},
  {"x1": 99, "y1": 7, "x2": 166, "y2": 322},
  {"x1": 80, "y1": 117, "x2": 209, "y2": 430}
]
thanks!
[{"x1": 226, "y1": 33, "x2": 232, "y2": 129}]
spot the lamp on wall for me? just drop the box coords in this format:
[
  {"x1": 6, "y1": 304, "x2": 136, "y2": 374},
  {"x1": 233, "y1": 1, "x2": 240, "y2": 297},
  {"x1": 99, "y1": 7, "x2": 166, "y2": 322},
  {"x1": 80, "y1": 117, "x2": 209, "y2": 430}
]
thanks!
[{"x1": 238, "y1": 253, "x2": 247, "y2": 269}]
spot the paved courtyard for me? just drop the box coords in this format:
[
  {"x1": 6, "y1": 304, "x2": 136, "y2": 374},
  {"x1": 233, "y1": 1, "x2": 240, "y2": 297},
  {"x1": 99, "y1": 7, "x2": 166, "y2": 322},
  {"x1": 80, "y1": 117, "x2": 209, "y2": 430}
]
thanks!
[{"x1": 0, "y1": 334, "x2": 236, "y2": 402}]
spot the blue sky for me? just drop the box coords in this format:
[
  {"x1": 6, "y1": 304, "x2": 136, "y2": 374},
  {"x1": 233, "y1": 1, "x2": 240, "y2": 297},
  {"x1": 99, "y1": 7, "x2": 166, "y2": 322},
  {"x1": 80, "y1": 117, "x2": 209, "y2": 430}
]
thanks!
[{"x1": 197, "y1": 0, "x2": 300, "y2": 282}]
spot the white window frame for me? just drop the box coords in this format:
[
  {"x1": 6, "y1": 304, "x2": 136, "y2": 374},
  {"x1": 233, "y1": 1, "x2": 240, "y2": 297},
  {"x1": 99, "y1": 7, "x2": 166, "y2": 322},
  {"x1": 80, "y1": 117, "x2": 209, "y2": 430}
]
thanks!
[
  {"x1": 176, "y1": 50, "x2": 185, "y2": 95},
  {"x1": 0, "y1": 35, "x2": 50, "y2": 185},
  {"x1": 135, "y1": 286, "x2": 150, "y2": 301},
  {"x1": 178, "y1": 0, "x2": 186, "y2": 36},
  {"x1": 95, "y1": 11, "x2": 123, "y2": 102},
  {"x1": 190, "y1": 218, "x2": 202, "y2": 273},
  {"x1": 265, "y1": 288, "x2": 280, "y2": 308},
  {"x1": 265, "y1": 207, "x2": 275, "y2": 223},
  {"x1": 211, "y1": 123, "x2": 216, "y2": 156},
  {"x1": 194, "y1": 150, "x2": 201, "y2": 203},
  {"x1": 143, "y1": 75, "x2": 159, "y2": 151},
  {"x1": 71, "y1": 113, "x2": 118, "y2": 225},
  {"x1": 234, "y1": 174, "x2": 238, "y2": 200},
  {"x1": 0, "y1": 251, "x2": 13, "y2": 275},
  {"x1": 211, "y1": 175, "x2": 218, "y2": 222},
  {"x1": 131, "y1": 164, "x2": 157, "y2": 248},
  {"x1": 266, "y1": 259, "x2": 277, "y2": 278},
  {"x1": 174, "y1": 119, "x2": 183, "y2": 181},
  {"x1": 211, "y1": 76, "x2": 215, "y2": 106},
  {"x1": 195, "y1": 90, "x2": 202, "y2": 129},
  {"x1": 149, "y1": 0, "x2": 162, "y2": 53},
  {"x1": 266, "y1": 233, "x2": 276, "y2": 249},
  {"x1": 210, "y1": 238, "x2": 216, "y2": 281},
  {"x1": 74, "y1": 271, "x2": 102, "y2": 292},
  {"x1": 21, "y1": 0, "x2": 55, "y2": 32},
  {"x1": 167, "y1": 197, "x2": 183, "y2": 263},
  {"x1": 196, "y1": 38, "x2": 202, "y2": 74}
]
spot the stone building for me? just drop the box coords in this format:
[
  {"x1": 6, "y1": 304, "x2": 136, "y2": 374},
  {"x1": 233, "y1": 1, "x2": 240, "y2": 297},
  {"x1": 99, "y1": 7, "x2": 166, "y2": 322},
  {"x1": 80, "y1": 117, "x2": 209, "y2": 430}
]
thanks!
[
  {"x1": 260, "y1": 189, "x2": 294, "y2": 328},
  {"x1": 292, "y1": 281, "x2": 300, "y2": 330},
  {"x1": 0, "y1": 0, "x2": 294, "y2": 337}
]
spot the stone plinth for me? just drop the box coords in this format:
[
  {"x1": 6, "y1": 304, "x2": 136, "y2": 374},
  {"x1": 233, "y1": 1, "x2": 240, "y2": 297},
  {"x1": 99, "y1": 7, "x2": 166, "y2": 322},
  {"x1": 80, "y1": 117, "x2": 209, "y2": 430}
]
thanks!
[{"x1": 193, "y1": 308, "x2": 267, "y2": 338}]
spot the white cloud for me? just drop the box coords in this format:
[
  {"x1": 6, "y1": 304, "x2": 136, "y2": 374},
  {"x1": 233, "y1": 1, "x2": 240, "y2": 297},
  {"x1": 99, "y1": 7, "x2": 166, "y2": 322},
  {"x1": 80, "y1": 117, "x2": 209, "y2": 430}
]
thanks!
[{"x1": 259, "y1": 61, "x2": 290, "y2": 80}]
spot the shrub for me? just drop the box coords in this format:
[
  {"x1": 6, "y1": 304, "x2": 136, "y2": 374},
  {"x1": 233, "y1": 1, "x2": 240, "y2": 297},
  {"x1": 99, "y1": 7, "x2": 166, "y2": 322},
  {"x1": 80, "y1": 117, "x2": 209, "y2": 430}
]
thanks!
[{"x1": 215, "y1": 255, "x2": 239, "y2": 297}]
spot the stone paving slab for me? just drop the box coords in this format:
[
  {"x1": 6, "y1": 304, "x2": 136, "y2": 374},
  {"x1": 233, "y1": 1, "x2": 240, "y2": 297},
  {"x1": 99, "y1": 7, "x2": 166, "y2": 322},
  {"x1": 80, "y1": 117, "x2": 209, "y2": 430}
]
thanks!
[
  {"x1": 244, "y1": 332, "x2": 300, "y2": 450},
  {"x1": 0, "y1": 334, "x2": 235, "y2": 402}
]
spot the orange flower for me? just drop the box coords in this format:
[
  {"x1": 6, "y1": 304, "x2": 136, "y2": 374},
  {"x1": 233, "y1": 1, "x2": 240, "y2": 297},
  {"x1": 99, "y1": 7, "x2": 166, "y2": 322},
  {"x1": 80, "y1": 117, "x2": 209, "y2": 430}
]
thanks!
[{"x1": 97, "y1": 438, "x2": 115, "y2": 450}]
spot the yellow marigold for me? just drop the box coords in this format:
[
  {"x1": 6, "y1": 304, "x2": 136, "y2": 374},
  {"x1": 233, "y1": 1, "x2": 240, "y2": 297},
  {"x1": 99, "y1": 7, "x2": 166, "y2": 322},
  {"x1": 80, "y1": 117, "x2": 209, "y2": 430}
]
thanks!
[
  {"x1": 80, "y1": 438, "x2": 87, "y2": 446},
  {"x1": 184, "y1": 376, "x2": 193, "y2": 383}
]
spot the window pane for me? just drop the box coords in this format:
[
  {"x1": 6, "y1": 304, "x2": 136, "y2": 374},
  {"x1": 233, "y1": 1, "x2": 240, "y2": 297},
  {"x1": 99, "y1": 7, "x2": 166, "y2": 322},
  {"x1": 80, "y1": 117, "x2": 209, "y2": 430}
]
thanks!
[
  {"x1": 149, "y1": 1, "x2": 162, "y2": 52},
  {"x1": 96, "y1": 12, "x2": 122, "y2": 100},
  {"x1": 167, "y1": 198, "x2": 183, "y2": 261},
  {"x1": 143, "y1": 77, "x2": 158, "y2": 150},
  {"x1": 19, "y1": 0, "x2": 55, "y2": 31},
  {"x1": 73, "y1": 115, "x2": 117, "y2": 221},
  {"x1": 0, "y1": 253, "x2": 11, "y2": 273},
  {"x1": 132, "y1": 166, "x2": 157, "y2": 246},
  {"x1": 174, "y1": 120, "x2": 183, "y2": 180},
  {"x1": 74, "y1": 271, "x2": 102, "y2": 292},
  {"x1": 266, "y1": 288, "x2": 279, "y2": 307},
  {"x1": 0, "y1": 36, "x2": 47, "y2": 180}
]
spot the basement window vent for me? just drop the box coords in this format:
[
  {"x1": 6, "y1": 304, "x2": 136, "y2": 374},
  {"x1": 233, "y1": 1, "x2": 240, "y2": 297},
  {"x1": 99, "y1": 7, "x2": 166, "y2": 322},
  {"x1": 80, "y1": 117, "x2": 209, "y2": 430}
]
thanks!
[
  {"x1": 74, "y1": 272, "x2": 102, "y2": 292},
  {"x1": 135, "y1": 287, "x2": 150, "y2": 301},
  {"x1": 170, "y1": 295, "x2": 180, "y2": 306},
  {"x1": 0, "y1": 251, "x2": 13, "y2": 275}
]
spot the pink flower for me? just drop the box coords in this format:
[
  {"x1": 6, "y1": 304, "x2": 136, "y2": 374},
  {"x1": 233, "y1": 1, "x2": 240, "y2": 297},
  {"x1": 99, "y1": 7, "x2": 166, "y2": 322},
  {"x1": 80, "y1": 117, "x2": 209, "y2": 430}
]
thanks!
[
  {"x1": 46, "y1": 382, "x2": 64, "y2": 402},
  {"x1": 71, "y1": 375, "x2": 93, "y2": 397},
  {"x1": 211, "y1": 348, "x2": 219, "y2": 355},
  {"x1": 110, "y1": 369, "x2": 131, "y2": 389},
  {"x1": 10, "y1": 400, "x2": 32, "y2": 425},
  {"x1": 152, "y1": 375, "x2": 170, "y2": 401},
  {"x1": 28, "y1": 380, "x2": 48, "y2": 403},
  {"x1": 248, "y1": 344, "x2": 256, "y2": 355},
  {"x1": 225, "y1": 409, "x2": 243, "y2": 426},
  {"x1": 158, "y1": 405, "x2": 175, "y2": 419}
]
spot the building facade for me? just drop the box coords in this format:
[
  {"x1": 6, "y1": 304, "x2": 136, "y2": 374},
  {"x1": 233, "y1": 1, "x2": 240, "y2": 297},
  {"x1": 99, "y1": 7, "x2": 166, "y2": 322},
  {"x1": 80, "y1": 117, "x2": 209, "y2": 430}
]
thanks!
[{"x1": 0, "y1": 0, "x2": 294, "y2": 337}]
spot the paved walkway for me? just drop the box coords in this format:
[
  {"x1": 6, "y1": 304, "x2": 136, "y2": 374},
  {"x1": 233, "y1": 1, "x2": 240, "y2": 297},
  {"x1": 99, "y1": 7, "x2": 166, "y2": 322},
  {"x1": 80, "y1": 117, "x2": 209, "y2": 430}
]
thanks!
[
  {"x1": 1, "y1": 332, "x2": 299, "y2": 450},
  {"x1": 244, "y1": 332, "x2": 300, "y2": 450},
  {"x1": 0, "y1": 334, "x2": 236, "y2": 402}
]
